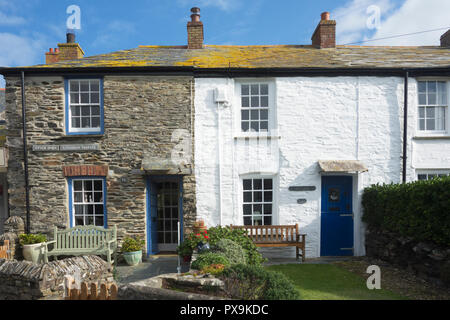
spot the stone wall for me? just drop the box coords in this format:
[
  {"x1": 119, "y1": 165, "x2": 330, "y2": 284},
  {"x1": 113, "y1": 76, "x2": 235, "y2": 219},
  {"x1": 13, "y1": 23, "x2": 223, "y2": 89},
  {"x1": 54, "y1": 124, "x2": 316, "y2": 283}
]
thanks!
[
  {"x1": 4, "y1": 75, "x2": 196, "y2": 251},
  {"x1": 365, "y1": 228, "x2": 450, "y2": 287},
  {"x1": 0, "y1": 255, "x2": 113, "y2": 300}
]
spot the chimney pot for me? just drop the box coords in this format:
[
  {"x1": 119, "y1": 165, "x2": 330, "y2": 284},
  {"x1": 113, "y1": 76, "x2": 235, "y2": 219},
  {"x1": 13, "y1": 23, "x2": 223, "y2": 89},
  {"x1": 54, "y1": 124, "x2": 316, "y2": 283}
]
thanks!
[
  {"x1": 321, "y1": 12, "x2": 330, "y2": 21},
  {"x1": 311, "y1": 11, "x2": 336, "y2": 49},
  {"x1": 440, "y1": 29, "x2": 450, "y2": 47},
  {"x1": 66, "y1": 32, "x2": 76, "y2": 44},
  {"x1": 49, "y1": 48, "x2": 53, "y2": 53},
  {"x1": 187, "y1": 7, "x2": 204, "y2": 49}
]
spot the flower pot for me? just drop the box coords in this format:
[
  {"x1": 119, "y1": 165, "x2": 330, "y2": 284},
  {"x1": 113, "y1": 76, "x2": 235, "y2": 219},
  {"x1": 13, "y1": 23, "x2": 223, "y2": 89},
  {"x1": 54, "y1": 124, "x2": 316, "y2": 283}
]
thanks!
[
  {"x1": 123, "y1": 250, "x2": 142, "y2": 266},
  {"x1": 22, "y1": 243, "x2": 45, "y2": 264},
  {"x1": 183, "y1": 255, "x2": 192, "y2": 263}
]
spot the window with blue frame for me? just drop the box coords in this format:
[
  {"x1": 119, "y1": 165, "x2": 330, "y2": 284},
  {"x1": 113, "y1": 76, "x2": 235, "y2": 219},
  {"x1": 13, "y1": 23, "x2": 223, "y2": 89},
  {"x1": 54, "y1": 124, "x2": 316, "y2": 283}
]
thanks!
[
  {"x1": 68, "y1": 177, "x2": 107, "y2": 227},
  {"x1": 66, "y1": 79, "x2": 103, "y2": 134}
]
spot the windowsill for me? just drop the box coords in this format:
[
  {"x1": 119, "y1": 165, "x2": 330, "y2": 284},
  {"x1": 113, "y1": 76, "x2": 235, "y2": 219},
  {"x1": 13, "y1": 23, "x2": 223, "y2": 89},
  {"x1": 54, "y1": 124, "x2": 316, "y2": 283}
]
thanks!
[
  {"x1": 413, "y1": 134, "x2": 450, "y2": 140},
  {"x1": 234, "y1": 132, "x2": 281, "y2": 140},
  {"x1": 61, "y1": 133, "x2": 104, "y2": 139}
]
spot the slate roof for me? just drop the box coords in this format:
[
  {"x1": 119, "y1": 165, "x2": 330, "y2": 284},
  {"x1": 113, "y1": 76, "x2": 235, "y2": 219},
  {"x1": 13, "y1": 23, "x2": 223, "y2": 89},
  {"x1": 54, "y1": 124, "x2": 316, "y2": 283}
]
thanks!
[{"x1": 16, "y1": 45, "x2": 450, "y2": 70}]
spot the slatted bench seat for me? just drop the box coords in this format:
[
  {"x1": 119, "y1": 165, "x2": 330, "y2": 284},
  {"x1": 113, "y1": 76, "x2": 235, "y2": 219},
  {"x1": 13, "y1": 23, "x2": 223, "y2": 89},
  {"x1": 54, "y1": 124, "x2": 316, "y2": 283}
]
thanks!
[
  {"x1": 43, "y1": 225, "x2": 117, "y2": 265},
  {"x1": 231, "y1": 224, "x2": 306, "y2": 262}
]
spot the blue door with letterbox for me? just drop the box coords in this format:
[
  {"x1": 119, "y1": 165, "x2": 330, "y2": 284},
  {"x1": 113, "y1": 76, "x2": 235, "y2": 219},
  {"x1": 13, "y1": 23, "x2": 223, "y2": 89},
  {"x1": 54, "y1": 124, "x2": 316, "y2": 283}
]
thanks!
[{"x1": 320, "y1": 176, "x2": 354, "y2": 256}]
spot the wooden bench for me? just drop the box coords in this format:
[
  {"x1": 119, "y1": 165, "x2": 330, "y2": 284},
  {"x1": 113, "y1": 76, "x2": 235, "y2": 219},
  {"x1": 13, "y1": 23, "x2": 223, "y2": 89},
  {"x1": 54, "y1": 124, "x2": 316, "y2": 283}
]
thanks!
[
  {"x1": 43, "y1": 225, "x2": 118, "y2": 265},
  {"x1": 231, "y1": 224, "x2": 306, "y2": 262}
]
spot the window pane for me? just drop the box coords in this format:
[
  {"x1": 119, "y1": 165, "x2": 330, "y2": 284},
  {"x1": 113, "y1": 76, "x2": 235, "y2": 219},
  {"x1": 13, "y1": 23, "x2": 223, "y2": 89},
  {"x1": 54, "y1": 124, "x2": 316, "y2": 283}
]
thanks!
[
  {"x1": 426, "y1": 118, "x2": 435, "y2": 130},
  {"x1": 418, "y1": 81, "x2": 426, "y2": 93},
  {"x1": 260, "y1": 121, "x2": 268, "y2": 131},
  {"x1": 263, "y1": 204, "x2": 272, "y2": 215},
  {"x1": 253, "y1": 216, "x2": 263, "y2": 226},
  {"x1": 95, "y1": 204, "x2": 103, "y2": 214},
  {"x1": 86, "y1": 205, "x2": 94, "y2": 214},
  {"x1": 253, "y1": 204, "x2": 262, "y2": 215},
  {"x1": 81, "y1": 107, "x2": 90, "y2": 116},
  {"x1": 91, "y1": 117, "x2": 100, "y2": 128},
  {"x1": 82, "y1": 117, "x2": 91, "y2": 128},
  {"x1": 241, "y1": 122, "x2": 249, "y2": 132},
  {"x1": 95, "y1": 216, "x2": 104, "y2": 227},
  {"x1": 250, "y1": 121, "x2": 259, "y2": 132},
  {"x1": 260, "y1": 84, "x2": 268, "y2": 95},
  {"x1": 264, "y1": 191, "x2": 272, "y2": 202},
  {"x1": 419, "y1": 119, "x2": 425, "y2": 130},
  {"x1": 243, "y1": 204, "x2": 252, "y2": 215},
  {"x1": 80, "y1": 81, "x2": 90, "y2": 92},
  {"x1": 84, "y1": 180, "x2": 93, "y2": 191},
  {"x1": 428, "y1": 94, "x2": 436, "y2": 105},
  {"x1": 418, "y1": 174, "x2": 427, "y2": 180},
  {"x1": 243, "y1": 192, "x2": 252, "y2": 203},
  {"x1": 418, "y1": 107, "x2": 425, "y2": 118},
  {"x1": 94, "y1": 180, "x2": 103, "y2": 191},
  {"x1": 91, "y1": 93, "x2": 99, "y2": 104},
  {"x1": 264, "y1": 216, "x2": 272, "y2": 225},
  {"x1": 94, "y1": 192, "x2": 103, "y2": 202},
  {"x1": 260, "y1": 96, "x2": 268, "y2": 107},
  {"x1": 418, "y1": 93, "x2": 427, "y2": 105},
  {"x1": 81, "y1": 93, "x2": 89, "y2": 103},
  {"x1": 70, "y1": 93, "x2": 79, "y2": 104},
  {"x1": 90, "y1": 81, "x2": 100, "y2": 92},
  {"x1": 241, "y1": 85, "x2": 249, "y2": 95},
  {"x1": 253, "y1": 179, "x2": 262, "y2": 190},
  {"x1": 244, "y1": 216, "x2": 252, "y2": 226},
  {"x1": 71, "y1": 106, "x2": 80, "y2": 116},
  {"x1": 242, "y1": 97, "x2": 249, "y2": 107},
  {"x1": 74, "y1": 180, "x2": 83, "y2": 191},
  {"x1": 251, "y1": 84, "x2": 259, "y2": 95},
  {"x1": 264, "y1": 179, "x2": 272, "y2": 190},
  {"x1": 251, "y1": 110, "x2": 259, "y2": 120},
  {"x1": 74, "y1": 204, "x2": 83, "y2": 214},
  {"x1": 70, "y1": 81, "x2": 79, "y2": 92},
  {"x1": 241, "y1": 110, "x2": 249, "y2": 121},
  {"x1": 426, "y1": 107, "x2": 435, "y2": 118},
  {"x1": 428, "y1": 81, "x2": 436, "y2": 93},
  {"x1": 86, "y1": 216, "x2": 94, "y2": 225},
  {"x1": 75, "y1": 217, "x2": 84, "y2": 226},
  {"x1": 254, "y1": 192, "x2": 263, "y2": 202},
  {"x1": 251, "y1": 96, "x2": 259, "y2": 107},
  {"x1": 260, "y1": 109, "x2": 268, "y2": 120},
  {"x1": 243, "y1": 179, "x2": 252, "y2": 190},
  {"x1": 74, "y1": 192, "x2": 83, "y2": 203}
]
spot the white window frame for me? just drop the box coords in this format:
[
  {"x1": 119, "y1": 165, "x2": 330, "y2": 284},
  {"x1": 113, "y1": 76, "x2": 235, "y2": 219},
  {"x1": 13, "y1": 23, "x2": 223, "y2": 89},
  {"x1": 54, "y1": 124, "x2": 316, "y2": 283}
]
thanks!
[
  {"x1": 416, "y1": 169, "x2": 450, "y2": 181},
  {"x1": 71, "y1": 178, "x2": 105, "y2": 227},
  {"x1": 67, "y1": 79, "x2": 102, "y2": 134},
  {"x1": 234, "y1": 80, "x2": 276, "y2": 137},
  {"x1": 416, "y1": 78, "x2": 449, "y2": 136},
  {"x1": 239, "y1": 174, "x2": 277, "y2": 226}
]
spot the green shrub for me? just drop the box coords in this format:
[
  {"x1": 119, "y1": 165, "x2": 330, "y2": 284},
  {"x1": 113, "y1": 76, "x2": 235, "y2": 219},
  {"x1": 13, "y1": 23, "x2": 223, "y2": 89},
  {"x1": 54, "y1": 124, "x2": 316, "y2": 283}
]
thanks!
[
  {"x1": 191, "y1": 252, "x2": 230, "y2": 270},
  {"x1": 207, "y1": 226, "x2": 265, "y2": 265},
  {"x1": 121, "y1": 237, "x2": 145, "y2": 253},
  {"x1": 362, "y1": 176, "x2": 450, "y2": 246},
  {"x1": 211, "y1": 239, "x2": 246, "y2": 265},
  {"x1": 19, "y1": 233, "x2": 47, "y2": 245},
  {"x1": 222, "y1": 264, "x2": 300, "y2": 300}
]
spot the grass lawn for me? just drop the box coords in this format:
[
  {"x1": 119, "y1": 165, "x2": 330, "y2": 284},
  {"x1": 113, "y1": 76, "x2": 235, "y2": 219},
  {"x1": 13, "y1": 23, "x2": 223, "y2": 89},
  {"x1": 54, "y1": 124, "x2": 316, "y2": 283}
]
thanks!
[{"x1": 266, "y1": 264, "x2": 408, "y2": 300}]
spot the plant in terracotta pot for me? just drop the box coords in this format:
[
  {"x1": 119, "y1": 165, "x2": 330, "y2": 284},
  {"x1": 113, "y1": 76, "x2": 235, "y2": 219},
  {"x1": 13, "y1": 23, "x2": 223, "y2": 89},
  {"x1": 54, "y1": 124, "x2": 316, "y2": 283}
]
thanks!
[
  {"x1": 19, "y1": 233, "x2": 47, "y2": 264},
  {"x1": 176, "y1": 238, "x2": 195, "y2": 263},
  {"x1": 121, "y1": 237, "x2": 145, "y2": 266}
]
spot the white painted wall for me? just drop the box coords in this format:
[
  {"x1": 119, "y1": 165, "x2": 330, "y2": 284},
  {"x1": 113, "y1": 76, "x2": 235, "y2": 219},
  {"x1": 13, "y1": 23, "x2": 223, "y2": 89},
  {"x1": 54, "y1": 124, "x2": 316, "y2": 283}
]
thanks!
[{"x1": 194, "y1": 76, "x2": 449, "y2": 259}]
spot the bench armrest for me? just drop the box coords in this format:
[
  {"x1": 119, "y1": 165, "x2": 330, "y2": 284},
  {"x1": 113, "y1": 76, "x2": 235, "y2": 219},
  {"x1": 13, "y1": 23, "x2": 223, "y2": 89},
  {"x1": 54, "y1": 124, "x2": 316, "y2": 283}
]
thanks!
[
  {"x1": 43, "y1": 240, "x2": 56, "y2": 251},
  {"x1": 296, "y1": 234, "x2": 306, "y2": 242}
]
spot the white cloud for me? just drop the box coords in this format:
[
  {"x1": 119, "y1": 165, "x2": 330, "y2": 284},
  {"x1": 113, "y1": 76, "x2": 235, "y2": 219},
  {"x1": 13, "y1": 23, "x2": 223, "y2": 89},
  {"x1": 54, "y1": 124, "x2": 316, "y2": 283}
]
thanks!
[
  {"x1": 0, "y1": 11, "x2": 26, "y2": 26},
  {"x1": 334, "y1": 0, "x2": 450, "y2": 45},
  {"x1": 0, "y1": 32, "x2": 46, "y2": 67}
]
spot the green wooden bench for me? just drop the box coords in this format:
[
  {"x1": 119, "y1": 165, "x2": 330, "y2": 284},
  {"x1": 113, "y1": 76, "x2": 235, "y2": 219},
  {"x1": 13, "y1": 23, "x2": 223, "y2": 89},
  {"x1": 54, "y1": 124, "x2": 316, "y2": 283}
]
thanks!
[{"x1": 43, "y1": 225, "x2": 117, "y2": 265}]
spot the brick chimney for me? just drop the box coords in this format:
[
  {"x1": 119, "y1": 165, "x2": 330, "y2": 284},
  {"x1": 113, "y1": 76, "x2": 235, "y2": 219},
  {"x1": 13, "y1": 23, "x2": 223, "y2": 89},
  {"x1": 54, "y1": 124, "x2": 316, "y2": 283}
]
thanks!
[
  {"x1": 187, "y1": 7, "x2": 204, "y2": 49},
  {"x1": 45, "y1": 32, "x2": 85, "y2": 64},
  {"x1": 311, "y1": 12, "x2": 336, "y2": 49},
  {"x1": 441, "y1": 29, "x2": 450, "y2": 47}
]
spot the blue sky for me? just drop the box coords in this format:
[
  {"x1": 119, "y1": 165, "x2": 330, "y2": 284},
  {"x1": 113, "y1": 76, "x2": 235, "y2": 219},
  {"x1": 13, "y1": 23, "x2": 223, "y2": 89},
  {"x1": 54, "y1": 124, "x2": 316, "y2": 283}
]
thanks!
[{"x1": 1, "y1": 0, "x2": 449, "y2": 87}]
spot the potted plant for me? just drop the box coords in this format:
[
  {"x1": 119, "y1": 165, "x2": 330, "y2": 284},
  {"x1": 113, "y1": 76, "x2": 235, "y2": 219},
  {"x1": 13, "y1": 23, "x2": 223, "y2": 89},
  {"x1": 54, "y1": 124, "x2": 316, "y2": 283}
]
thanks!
[
  {"x1": 19, "y1": 233, "x2": 47, "y2": 264},
  {"x1": 121, "y1": 237, "x2": 145, "y2": 266},
  {"x1": 194, "y1": 229, "x2": 210, "y2": 253},
  {"x1": 177, "y1": 239, "x2": 195, "y2": 263}
]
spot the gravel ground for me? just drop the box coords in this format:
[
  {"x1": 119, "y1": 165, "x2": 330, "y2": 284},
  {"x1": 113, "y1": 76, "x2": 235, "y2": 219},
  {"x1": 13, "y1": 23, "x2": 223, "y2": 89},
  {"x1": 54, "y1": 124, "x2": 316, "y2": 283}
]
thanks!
[{"x1": 332, "y1": 257, "x2": 450, "y2": 300}]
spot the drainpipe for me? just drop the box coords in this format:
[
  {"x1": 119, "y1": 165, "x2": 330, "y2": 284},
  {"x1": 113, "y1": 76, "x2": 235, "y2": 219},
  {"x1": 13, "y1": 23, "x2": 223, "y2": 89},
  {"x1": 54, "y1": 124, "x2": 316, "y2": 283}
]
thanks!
[
  {"x1": 402, "y1": 70, "x2": 409, "y2": 184},
  {"x1": 21, "y1": 71, "x2": 31, "y2": 233}
]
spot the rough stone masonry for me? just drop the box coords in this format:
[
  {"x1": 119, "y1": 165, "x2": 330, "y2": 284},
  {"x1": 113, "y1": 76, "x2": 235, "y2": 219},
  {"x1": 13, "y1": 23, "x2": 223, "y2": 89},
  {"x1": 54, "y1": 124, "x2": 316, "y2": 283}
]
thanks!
[{"x1": 4, "y1": 75, "x2": 197, "y2": 251}]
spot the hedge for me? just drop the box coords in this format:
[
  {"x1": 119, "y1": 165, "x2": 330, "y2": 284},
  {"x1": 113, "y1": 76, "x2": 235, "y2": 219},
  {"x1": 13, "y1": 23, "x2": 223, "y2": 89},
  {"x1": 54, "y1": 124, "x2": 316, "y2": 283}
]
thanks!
[{"x1": 361, "y1": 176, "x2": 450, "y2": 246}]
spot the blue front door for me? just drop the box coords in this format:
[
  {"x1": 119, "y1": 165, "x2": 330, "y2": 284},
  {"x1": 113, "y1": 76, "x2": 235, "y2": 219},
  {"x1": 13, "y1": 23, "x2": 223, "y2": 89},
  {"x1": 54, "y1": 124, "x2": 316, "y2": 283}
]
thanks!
[
  {"x1": 147, "y1": 180, "x2": 159, "y2": 255},
  {"x1": 320, "y1": 176, "x2": 354, "y2": 256}
]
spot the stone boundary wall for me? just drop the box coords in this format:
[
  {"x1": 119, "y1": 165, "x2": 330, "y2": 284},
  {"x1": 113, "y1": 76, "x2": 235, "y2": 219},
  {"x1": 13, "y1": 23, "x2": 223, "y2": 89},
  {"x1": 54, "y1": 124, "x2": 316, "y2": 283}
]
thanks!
[
  {"x1": 0, "y1": 255, "x2": 113, "y2": 300},
  {"x1": 365, "y1": 228, "x2": 450, "y2": 287}
]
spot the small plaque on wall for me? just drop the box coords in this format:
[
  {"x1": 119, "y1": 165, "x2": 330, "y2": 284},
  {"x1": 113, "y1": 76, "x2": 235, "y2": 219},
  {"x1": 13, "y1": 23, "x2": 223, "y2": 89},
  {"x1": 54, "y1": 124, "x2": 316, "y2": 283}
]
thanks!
[
  {"x1": 297, "y1": 199, "x2": 307, "y2": 204},
  {"x1": 289, "y1": 186, "x2": 316, "y2": 192}
]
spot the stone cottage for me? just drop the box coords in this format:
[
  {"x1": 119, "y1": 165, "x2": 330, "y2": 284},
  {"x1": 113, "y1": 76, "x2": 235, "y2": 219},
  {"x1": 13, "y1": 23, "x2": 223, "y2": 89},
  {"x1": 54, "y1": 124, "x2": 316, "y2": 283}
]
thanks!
[{"x1": 1, "y1": 8, "x2": 449, "y2": 258}]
